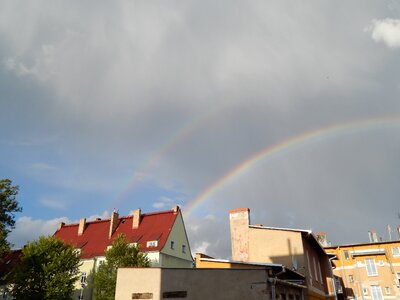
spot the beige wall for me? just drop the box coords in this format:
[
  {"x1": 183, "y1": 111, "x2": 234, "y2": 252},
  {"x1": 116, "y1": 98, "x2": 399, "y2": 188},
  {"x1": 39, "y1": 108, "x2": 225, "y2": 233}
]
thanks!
[{"x1": 115, "y1": 268, "x2": 304, "y2": 300}]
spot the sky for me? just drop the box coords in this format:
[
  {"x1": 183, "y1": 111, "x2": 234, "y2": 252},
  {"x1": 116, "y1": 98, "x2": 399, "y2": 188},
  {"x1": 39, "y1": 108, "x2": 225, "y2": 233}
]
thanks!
[{"x1": 1, "y1": 1, "x2": 400, "y2": 258}]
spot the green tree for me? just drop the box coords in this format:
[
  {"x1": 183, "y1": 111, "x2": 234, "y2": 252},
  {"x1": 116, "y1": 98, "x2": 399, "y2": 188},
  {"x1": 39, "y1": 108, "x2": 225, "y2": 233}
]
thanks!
[
  {"x1": 93, "y1": 234, "x2": 150, "y2": 300},
  {"x1": 11, "y1": 236, "x2": 81, "y2": 300},
  {"x1": 0, "y1": 179, "x2": 22, "y2": 255}
]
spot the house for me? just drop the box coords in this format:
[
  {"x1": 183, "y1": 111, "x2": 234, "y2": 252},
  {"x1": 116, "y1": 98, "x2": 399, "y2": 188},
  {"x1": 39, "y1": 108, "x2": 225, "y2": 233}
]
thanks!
[
  {"x1": 0, "y1": 249, "x2": 22, "y2": 300},
  {"x1": 54, "y1": 206, "x2": 193, "y2": 299},
  {"x1": 325, "y1": 238, "x2": 400, "y2": 300},
  {"x1": 229, "y1": 208, "x2": 336, "y2": 300}
]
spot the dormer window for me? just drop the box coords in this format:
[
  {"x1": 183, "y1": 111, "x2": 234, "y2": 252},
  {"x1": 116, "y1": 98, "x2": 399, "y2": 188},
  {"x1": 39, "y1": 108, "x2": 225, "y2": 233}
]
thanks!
[
  {"x1": 128, "y1": 242, "x2": 138, "y2": 248},
  {"x1": 74, "y1": 248, "x2": 82, "y2": 256},
  {"x1": 106, "y1": 245, "x2": 112, "y2": 251},
  {"x1": 147, "y1": 240, "x2": 158, "y2": 247}
]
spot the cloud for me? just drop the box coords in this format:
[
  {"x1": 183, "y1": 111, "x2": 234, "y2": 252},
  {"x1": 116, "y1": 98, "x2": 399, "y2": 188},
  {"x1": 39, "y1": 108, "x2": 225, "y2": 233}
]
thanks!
[
  {"x1": 8, "y1": 216, "x2": 71, "y2": 248},
  {"x1": 152, "y1": 196, "x2": 176, "y2": 209},
  {"x1": 368, "y1": 18, "x2": 400, "y2": 48}
]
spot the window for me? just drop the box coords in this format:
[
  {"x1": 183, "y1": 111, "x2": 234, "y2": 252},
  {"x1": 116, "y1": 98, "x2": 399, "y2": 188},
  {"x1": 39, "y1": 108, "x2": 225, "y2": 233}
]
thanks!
[
  {"x1": 182, "y1": 245, "x2": 186, "y2": 253},
  {"x1": 74, "y1": 248, "x2": 82, "y2": 255},
  {"x1": 348, "y1": 275, "x2": 354, "y2": 283},
  {"x1": 313, "y1": 257, "x2": 318, "y2": 282},
  {"x1": 80, "y1": 272, "x2": 87, "y2": 285},
  {"x1": 392, "y1": 246, "x2": 400, "y2": 256},
  {"x1": 306, "y1": 251, "x2": 312, "y2": 282},
  {"x1": 317, "y1": 260, "x2": 323, "y2": 283},
  {"x1": 344, "y1": 250, "x2": 350, "y2": 260},
  {"x1": 170, "y1": 241, "x2": 175, "y2": 249},
  {"x1": 365, "y1": 258, "x2": 378, "y2": 276},
  {"x1": 147, "y1": 240, "x2": 158, "y2": 247},
  {"x1": 370, "y1": 285, "x2": 383, "y2": 300},
  {"x1": 106, "y1": 245, "x2": 112, "y2": 251},
  {"x1": 385, "y1": 287, "x2": 390, "y2": 295},
  {"x1": 128, "y1": 242, "x2": 138, "y2": 248},
  {"x1": 378, "y1": 260, "x2": 384, "y2": 266},
  {"x1": 396, "y1": 272, "x2": 400, "y2": 285},
  {"x1": 363, "y1": 288, "x2": 368, "y2": 296}
]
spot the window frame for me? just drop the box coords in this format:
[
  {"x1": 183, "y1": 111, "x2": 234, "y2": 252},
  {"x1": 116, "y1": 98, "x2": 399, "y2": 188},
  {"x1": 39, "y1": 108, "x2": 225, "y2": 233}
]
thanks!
[
  {"x1": 365, "y1": 258, "x2": 378, "y2": 276},
  {"x1": 370, "y1": 285, "x2": 383, "y2": 300}
]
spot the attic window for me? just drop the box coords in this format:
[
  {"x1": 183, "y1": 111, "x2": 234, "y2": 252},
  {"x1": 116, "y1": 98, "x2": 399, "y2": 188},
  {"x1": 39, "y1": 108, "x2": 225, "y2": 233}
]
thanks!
[
  {"x1": 129, "y1": 242, "x2": 138, "y2": 248},
  {"x1": 182, "y1": 245, "x2": 186, "y2": 253},
  {"x1": 106, "y1": 245, "x2": 112, "y2": 251},
  {"x1": 147, "y1": 240, "x2": 158, "y2": 247},
  {"x1": 74, "y1": 248, "x2": 82, "y2": 255}
]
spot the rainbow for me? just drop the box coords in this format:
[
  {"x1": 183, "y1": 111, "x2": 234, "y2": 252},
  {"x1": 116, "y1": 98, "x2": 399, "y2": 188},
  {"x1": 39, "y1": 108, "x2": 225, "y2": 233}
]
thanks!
[
  {"x1": 183, "y1": 114, "x2": 400, "y2": 216},
  {"x1": 110, "y1": 108, "x2": 221, "y2": 209}
]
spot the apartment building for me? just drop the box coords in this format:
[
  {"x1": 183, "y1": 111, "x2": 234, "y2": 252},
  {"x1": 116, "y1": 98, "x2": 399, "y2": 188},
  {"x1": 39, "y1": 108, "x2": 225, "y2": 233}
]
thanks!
[
  {"x1": 54, "y1": 206, "x2": 193, "y2": 299},
  {"x1": 325, "y1": 239, "x2": 400, "y2": 300}
]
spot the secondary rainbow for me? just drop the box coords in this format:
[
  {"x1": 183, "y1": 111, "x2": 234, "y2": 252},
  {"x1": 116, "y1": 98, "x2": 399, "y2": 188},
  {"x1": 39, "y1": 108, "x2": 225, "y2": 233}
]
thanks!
[{"x1": 184, "y1": 114, "x2": 400, "y2": 216}]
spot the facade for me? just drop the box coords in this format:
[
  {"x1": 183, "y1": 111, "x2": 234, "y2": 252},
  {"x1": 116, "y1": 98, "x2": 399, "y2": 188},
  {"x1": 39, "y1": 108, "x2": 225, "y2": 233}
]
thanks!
[
  {"x1": 115, "y1": 267, "x2": 306, "y2": 300},
  {"x1": 325, "y1": 240, "x2": 400, "y2": 300},
  {"x1": 229, "y1": 208, "x2": 336, "y2": 300},
  {"x1": 54, "y1": 206, "x2": 193, "y2": 299}
]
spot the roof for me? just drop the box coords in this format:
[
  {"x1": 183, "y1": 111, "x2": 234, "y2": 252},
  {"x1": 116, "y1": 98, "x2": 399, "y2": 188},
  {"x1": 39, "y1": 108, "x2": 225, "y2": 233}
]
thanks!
[
  {"x1": 325, "y1": 239, "x2": 400, "y2": 249},
  {"x1": 54, "y1": 208, "x2": 179, "y2": 259}
]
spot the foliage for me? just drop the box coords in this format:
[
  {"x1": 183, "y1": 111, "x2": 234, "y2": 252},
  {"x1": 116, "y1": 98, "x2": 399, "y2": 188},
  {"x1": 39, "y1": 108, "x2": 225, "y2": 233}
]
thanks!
[
  {"x1": 0, "y1": 179, "x2": 22, "y2": 255},
  {"x1": 10, "y1": 236, "x2": 81, "y2": 300},
  {"x1": 93, "y1": 234, "x2": 150, "y2": 300}
]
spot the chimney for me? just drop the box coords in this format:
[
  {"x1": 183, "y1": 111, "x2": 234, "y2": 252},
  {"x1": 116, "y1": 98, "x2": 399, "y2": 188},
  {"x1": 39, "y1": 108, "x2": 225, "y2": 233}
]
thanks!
[
  {"x1": 172, "y1": 205, "x2": 180, "y2": 214},
  {"x1": 58, "y1": 222, "x2": 65, "y2": 231},
  {"x1": 316, "y1": 232, "x2": 330, "y2": 247},
  {"x1": 368, "y1": 230, "x2": 378, "y2": 243},
  {"x1": 132, "y1": 209, "x2": 141, "y2": 229},
  {"x1": 78, "y1": 218, "x2": 86, "y2": 236},
  {"x1": 229, "y1": 208, "x2": 250, "y2": 262},
  {"x1": 109, "y1": 210, "x2": 119, "y2": 238}
]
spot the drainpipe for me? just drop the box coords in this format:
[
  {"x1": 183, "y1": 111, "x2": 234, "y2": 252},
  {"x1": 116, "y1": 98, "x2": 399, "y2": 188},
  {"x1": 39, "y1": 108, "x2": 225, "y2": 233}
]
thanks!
[{"x1": 329, "y1": 256, "x2": 338, "y2": 300}]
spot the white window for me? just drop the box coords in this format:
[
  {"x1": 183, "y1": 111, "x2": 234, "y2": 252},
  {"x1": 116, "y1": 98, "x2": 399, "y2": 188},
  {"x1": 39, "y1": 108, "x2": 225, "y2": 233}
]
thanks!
[
  {"x1": 385, "y1": 287, "x2": 390, "y2": 295},
  {"x1": 182, "y1": 245, "x2": 186, "y2": 253},
  {"x1": 363, "y1": 287, "x2": 368, "y2": 296},
  {"x1": 392, "y1": 246, "x2": 400, "y2": 256},
  {"x1": 365, "y1": 258, "x2": 378, "y2": 276},
  {"x1": 128, "y1": 242, "x2": 138, "y2": 248},
  {"x1": 106, "y1": 245, "x2": 112, "y2": 251},
  {"x1": 370, "y1": 285, "x2": 383, "y2": 300},
  {"x1": 147, "y1": 240, "x2": 158, "y2": 247},
  {"x1": 74, "y1": 248, "x2": 82, "y2": 255}
]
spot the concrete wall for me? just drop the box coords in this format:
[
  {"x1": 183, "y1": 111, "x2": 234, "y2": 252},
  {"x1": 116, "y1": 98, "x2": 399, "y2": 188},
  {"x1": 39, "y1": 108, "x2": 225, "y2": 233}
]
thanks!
[{"x1": 116, "y1": 268, "x2": 304, "y2": 300}]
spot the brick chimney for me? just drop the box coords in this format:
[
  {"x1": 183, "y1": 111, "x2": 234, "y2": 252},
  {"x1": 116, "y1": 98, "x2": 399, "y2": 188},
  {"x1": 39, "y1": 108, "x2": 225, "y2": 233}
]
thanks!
[
  {"x1": 78, "y1": 218, "x2": 86, "y2": 236},
  {"x1": 316, "y1": 232, "x2": 330, "y2": 247},
  {"x1": 229, "y1": 208, "x2": 250, "y2": 262},
  {"x1": 132, "y1": 209, "x2": 141, "y2": 229},
  {"x1": 109, "y1": 211, "x2": 119, "y2": 238}
]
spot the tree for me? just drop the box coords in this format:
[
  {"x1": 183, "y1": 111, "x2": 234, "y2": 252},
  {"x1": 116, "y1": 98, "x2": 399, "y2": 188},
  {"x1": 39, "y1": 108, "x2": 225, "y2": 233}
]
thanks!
[
  {"x1": 0, "y1": 179, "x2": 22, "y2": 255},
  {"x1": 93, "y1": 234, "x2": 150, "y2": 300},
  {"x1": 10, "y1": 236, "x2": 81, "y2": 300}
]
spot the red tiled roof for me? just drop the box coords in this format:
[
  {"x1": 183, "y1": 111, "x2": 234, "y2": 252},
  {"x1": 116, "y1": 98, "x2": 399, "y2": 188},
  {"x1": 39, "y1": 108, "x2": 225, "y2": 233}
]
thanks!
[{"x1": 54, "y1": 209, "x2": 179, "y2": 259}]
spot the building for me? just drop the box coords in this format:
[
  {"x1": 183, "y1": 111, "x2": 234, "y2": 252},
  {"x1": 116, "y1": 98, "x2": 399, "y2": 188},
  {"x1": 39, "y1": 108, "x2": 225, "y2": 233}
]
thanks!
[
  {"x1": 229, "y1": 208, "x2": 336, "y2": 300},
  {"x1": 325, "y1": 239, "x2": 400, "y2": 300},
  {"x1": 0, "y1": 249, "x2": 22, "y2": 300},
  {"x1": 115, "y1": 267, "x2": 306, "y2": 300},
  {"x1": 54, "y1": 206, "x2": 193, "y2": 299}
]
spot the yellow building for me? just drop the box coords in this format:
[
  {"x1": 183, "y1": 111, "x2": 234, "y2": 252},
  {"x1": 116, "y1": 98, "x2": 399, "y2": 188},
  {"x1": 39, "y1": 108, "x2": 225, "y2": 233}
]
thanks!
[
  {"x1": 229, "y1": 208, "x2": 336, "y2": 300},
  {"x1": 325, "y1": 240, "x2": 400, "y2": 300}
]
